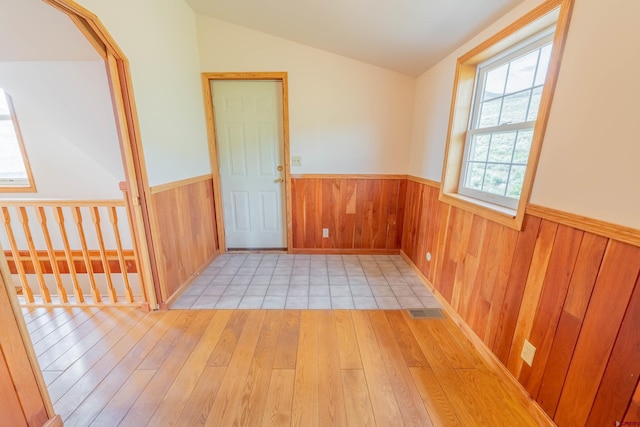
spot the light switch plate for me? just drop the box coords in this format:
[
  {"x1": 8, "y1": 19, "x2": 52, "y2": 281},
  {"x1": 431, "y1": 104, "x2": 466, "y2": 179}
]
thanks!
[{"x1": 291, "y1": 156, "x2": 302, "y2": 166}]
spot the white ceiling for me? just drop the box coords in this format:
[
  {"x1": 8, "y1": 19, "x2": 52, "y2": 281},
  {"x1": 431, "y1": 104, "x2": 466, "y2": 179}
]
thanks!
[
  {"x1": 186, "y1": 0, "x2": 523, "y2": 76},
  {"x1": 0, "y1": 0, "x2": 99, "y2": 61}
]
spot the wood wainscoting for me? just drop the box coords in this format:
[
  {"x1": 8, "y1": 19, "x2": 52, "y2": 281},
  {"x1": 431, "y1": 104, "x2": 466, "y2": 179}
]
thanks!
[
  {"x1": 401, "y1": 177, "x2": 640, "y2": 426},
  {"x1": 149, "y1": 175, "x2": 218, "y2": 305},
  {"x1": 291, "y1": 175, "x2": 407, "y2": 253}
]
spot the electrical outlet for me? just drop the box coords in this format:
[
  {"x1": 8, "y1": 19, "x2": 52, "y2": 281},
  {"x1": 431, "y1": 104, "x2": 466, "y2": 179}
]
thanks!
[
  {"x1": 291, "y1": 156, "x2": 302, "y2": 166},
  {"x1": 521, "y1": 339, "x2": 536, "y2": 366},
  {"x1": 322, "y1": 228, "x2": 329, "y2": 238},
  {"x1": 426, "y1": 252, "x2": 432, "y2": 262}
]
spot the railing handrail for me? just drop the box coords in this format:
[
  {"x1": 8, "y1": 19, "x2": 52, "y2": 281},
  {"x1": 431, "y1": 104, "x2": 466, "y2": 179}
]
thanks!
[{"x1": 0, "y1": 199, "x2": 125, "y2": 207}]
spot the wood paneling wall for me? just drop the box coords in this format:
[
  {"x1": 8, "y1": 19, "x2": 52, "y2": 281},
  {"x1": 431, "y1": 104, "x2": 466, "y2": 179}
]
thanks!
[
  {"x1": 291, "y1": 177, "x2": 406, "y2": 252},
  {"x1": 401, "y1": 178, "x2": 640, "y2": 426},
  {"x1": 150, "y1": 176, "x2": 218, "y2": 303}
]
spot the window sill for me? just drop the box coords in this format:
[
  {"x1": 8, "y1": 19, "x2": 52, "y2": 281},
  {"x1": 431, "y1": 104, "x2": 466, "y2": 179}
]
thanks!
[
  {"x1": 439, "y1": 191, "x2": 524, "y2": 230},
  {"x1": 0, "y1": 184, "x2": 36, "y2": 193}
]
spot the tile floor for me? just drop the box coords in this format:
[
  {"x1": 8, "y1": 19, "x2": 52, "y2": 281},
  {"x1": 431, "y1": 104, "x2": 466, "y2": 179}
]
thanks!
[{"x1": 172, "y1": 253, "x2": 442, "y2": 310}]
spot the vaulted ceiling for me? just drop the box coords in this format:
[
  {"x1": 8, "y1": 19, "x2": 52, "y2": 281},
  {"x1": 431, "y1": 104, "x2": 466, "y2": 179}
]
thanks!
[{"x1": 186, "y1": 0, "x2": 523, "y2": 76}]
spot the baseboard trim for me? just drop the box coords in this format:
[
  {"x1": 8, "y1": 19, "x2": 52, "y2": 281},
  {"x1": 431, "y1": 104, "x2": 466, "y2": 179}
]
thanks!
[
  {"x1": 291, "y1": 248, "x2": 401, "y2": 255},
  {"x1": 399, "y1": 250, "x2": 555, "y2": 427}
]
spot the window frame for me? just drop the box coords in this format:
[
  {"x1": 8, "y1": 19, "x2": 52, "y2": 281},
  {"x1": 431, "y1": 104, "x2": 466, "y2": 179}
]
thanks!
[
  {"x1": 0, "y1": 91, "x2": 36, "y2": 193},
  {"x1": 439, "y1": 0, "x2": 574, "y2": 230}
]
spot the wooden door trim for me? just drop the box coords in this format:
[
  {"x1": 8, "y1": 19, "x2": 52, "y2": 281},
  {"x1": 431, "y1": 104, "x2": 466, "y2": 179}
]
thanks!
[
  {"x1": 0, "y1": 248, "x2": 54, "y2": 422},
  {"x1": 202, "y1": 72, "x2": 293, "y2": 253},
  {"x1": 42, "y1": 0, "x2": 160, "y2": 308}
]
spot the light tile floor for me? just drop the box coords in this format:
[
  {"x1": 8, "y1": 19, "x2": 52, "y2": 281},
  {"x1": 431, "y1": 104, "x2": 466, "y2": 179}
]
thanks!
[{"x1": 172, "y1": 253, "x2": 442, "y2": 310}]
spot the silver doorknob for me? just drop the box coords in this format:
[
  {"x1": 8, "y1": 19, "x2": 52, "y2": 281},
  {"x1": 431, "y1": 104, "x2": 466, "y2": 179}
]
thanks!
[{"x1": 274, "y1": 177, "x2": 284, "y2": 183}]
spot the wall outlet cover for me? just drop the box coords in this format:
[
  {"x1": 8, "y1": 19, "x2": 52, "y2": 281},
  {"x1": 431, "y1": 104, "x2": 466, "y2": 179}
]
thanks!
[
  {"x1": 322, "y1": 228, "x2": 329, "y2": 238},
  {"x1": 521, "y1": 339, "x2": 536, "y2": 366}
]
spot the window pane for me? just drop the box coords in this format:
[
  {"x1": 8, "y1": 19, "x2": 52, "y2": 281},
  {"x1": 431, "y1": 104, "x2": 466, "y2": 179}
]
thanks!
[
  {"x1": 0, "y1": 121, "x2": 28, "y2": 180},
  {"x1": 527, "y1": 86, "x2": 543, "y2": 121},
  {"x1": 500, "y1": 90, "x2": 531, "y2": 125},
  {"x1": 513, "y1": 130, "x2": 533, "y2": 164},
  {"x1": 487, "y1": 131, "x2": 516, "y2": 163},
  {"x1": 482, "y1": 164, "x2": 509, "y2": 195},
  {"x1": 505, "y1": 50, "x2": 539, "y2": 94},
  {"x1": 483, "y1": 63, "x2": 508, "y2": 101},
  {"x1": 506, "y1": 165, "x2": 526, "y2": 198},
  {"x1": 478, "y1": 98, "x2": 502, "y2": 128},
  {"x1": 534, "y1": 43, "x2": 553, "y2": 86},
  {"x1": 470, "y1": 134, "x2": 490, "y2": 161},
  {"x1": 466, "y1": 162, "x2": 486, "y2": 190}
]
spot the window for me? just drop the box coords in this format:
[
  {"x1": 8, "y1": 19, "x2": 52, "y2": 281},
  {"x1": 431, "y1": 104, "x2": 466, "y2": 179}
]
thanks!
[
  {"x1": 460, "y1": 29, "x2": 554, "y2": 210},
  {"x1": 440, "y1": 0, "x2": 573, "y2": 229},
  {"x1": 0, "y1": 88, "x2": 35, "y2": 192}
]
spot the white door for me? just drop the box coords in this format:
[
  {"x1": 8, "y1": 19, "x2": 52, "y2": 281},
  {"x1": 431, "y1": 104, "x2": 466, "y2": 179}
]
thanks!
[{"x1": 211, "y1": 80, "x2": 287, "y2": 249}]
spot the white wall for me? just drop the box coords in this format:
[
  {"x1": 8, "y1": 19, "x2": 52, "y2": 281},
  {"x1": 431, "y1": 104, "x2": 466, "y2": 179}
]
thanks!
[
  {"x1": 196, "y1": 16, "x2": 415, "y2": 175},
  {"x1": 76, "y1": 0, "x2": 210, "y2": 186},
  {"x1": 0, "y1": 61, "x2": 123, "y2": 199},
  {"x1": 408, "y1": 0, "x2": 640, "y2": 229}
]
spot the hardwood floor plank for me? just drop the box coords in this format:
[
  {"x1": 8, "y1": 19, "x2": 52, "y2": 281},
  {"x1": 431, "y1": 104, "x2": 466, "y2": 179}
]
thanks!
[
  {"x1": 334, "y1": 310, "x2": 362, "y2": 369},
  {"x1": 45, "y1": 307, "x2": 146, "y2": 404},
  {"x1": 89, "y1": 370, "x2": 155, "y2": 427},
  {"x1": 27, "y1": 307, "x2": 549, "y2": 427},
  {"x1": 136, "y1": 309, "x2": 199, "y2": 370},
  {"x1": 118, "y1": 311, "x2": 216, "y2": 426},
  {"x1": 54, "y1": 311, "x2": 162, "y2": 423},
  {"x1": 318, "y1": 310, "x2": 348, "y2": 426},
  {"x1": 207, "y1": 310, "x2": 249, "y2": 367},
  {"x1": 385, "y1": 309, "x2": 429, "y2": 368},
  {"x1": 291, "y1": 310, "x2": 320, "y2": 426},
  {"x1": 29, "y1": 307, "x2": 88, "y2": 346},
  {"x1": 176, "y1": 366, "x2": 227, "y2": 427},
  {"x1": 341, "y1": 369, "x2": 376, "y2": 427},
  {"x1": 409, "y1": 367, "x2": 461, "y2": 427},
  {"x1": 203, "y1": 310, "x2": 267, "y2": 426},
  {"x1": 44, "y1": 307, "x2": 133, "y2": 371},
  {"x1": 262, "y1": 369, "x2": 295, "y2": 427},
  {"x1": 147, "y1": 310, "x2": 233, "y2": 426},
  {"x1": 35, "y1": 307, "x2": 109, "y2": 368},
  {"x1": 272, "y1": 309, "x2": 300, "y2": 369},
  {"x1": 62, "y1": 310, "x2": 181, "y2": 426},
  {"x1": 369, "y1": 311, "x2": 433, "y2": 427},
  {"x1": 351, "y1": 311, "x2": 404, "y2": 427},
  {"x1": 230, "y1": 310, "x2": 284, "y2": 426}
]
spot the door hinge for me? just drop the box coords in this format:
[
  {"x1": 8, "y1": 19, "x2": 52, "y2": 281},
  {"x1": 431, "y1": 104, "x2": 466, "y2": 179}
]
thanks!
[{"x1": 133, "y1": 196, "x2": 141, "y2": 206}]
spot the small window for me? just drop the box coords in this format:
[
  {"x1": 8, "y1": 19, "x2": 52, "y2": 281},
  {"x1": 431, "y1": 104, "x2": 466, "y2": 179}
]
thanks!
[
  {"x1": 0, "y1": 88, "x2": 35, "y2": 192},
  {"x1": 459, "y1": 29, "x2": 554, "y2": 210},
  {"x1": 439, "y1": 0, "x2": 573, "y2": 229}
]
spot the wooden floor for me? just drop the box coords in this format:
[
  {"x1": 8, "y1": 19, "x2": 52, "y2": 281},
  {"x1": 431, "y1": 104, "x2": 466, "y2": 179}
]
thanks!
[{"x1": 23, "y1": 306, "x2": 548, "y2": 426}]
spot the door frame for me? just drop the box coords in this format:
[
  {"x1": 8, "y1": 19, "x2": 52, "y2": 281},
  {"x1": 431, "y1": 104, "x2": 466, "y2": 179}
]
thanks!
[
  {"x1": 42, "y1": 0, "x2": 161, "y2": 308},
  {"x1": 202, "y1": 72, "x2": 293, "y2": 253}
]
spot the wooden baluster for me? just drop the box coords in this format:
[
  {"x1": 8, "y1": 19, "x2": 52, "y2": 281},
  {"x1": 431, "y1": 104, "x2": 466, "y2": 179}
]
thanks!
[
  {"x1": 1, "y1": 207, "x2": 34, "y2": 303},
  {"x1": 108, "y1": 206, "x2": 134, "y2": 302},
  {"x1": 72, "y1": 207, "x2": 101, "y2": 303},
  {"x1": 120, "y1": 181, "x2": 147, "y2": 302},
  {"x1": 17, "y1": 207, "x2": 51, "y2": 303},
  {"x1": 53, "y1": 207, "x2": 84, "y2": 303},
  {"x1": 91, "y1": 207, "x2": 116, "y2": 303},
  {"x1": 35, "y1": 207, "x2": 68, "y2": 303}
]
